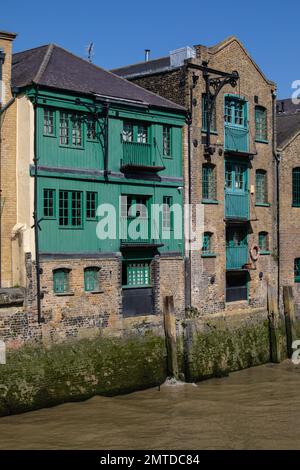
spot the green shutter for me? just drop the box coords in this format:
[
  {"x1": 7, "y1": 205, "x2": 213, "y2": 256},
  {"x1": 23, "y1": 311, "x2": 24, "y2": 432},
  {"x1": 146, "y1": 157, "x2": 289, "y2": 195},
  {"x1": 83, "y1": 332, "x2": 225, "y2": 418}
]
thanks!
[
  {"x1": 202, "y1": 232, "x2": 212, "y2": 254},
  {"x1": 259, "y1": 232, "x2": 268, "y2": 252},
  {"x1": 53, "y1": 269, "x2": 69, "y2": 293},
  {"x1": 293, "y1": 168, "x2": 300, "y2": 206},
  {"x1": 84, "y1": 267, "x2": 99, "y2": 291}
]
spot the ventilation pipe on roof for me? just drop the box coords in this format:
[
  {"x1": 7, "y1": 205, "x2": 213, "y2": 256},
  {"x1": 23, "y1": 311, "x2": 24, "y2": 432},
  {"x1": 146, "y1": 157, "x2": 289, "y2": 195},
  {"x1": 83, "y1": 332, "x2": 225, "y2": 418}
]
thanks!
[{"x1": 145, "y1": 49, "x2": 150, "y2": 62}]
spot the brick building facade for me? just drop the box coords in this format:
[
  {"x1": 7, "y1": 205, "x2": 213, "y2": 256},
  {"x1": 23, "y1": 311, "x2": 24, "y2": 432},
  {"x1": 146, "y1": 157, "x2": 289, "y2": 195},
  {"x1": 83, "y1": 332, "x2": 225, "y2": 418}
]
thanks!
[
  {"x1": 113, "y1": 36, "x2": 278, "y2": 315},
  {"x1": 277, "y1": 99, "x2": 300, "y2": 315}
]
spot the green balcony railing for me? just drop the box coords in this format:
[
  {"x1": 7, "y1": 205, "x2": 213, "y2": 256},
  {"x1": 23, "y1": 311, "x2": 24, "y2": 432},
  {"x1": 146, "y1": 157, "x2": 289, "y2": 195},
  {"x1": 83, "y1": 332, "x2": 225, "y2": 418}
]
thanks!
[
  {"x1": 225, "y1": 125, "x2": 249, "y2": 153},
  {"x1": 226, "y1": 245, "x2": 249, "y2": 270},
  {"x1": 122, "y1": 141, "x2": 153, "y2": 168},
  {"x1": 225, "y1": 192, "x2": 249, "y2": 220}
]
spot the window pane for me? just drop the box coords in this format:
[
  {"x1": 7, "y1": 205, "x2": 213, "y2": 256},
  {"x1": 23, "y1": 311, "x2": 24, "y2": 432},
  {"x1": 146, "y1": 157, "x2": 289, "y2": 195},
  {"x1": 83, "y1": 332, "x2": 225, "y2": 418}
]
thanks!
[
  {"x1": 256, "y1": 170, "x2": 267, "y2": 203},
  {"x1": 255, "y1": 107, "x2": 267, "y2": 140},
  {"x1": 71, "y1": 191, "x2": 82, "y2": 226},
  {"x1": 137, "y1": 124, "x2": 148, "y2": 143},
  {"x1": 202, "y1": 94, "x2": 216, "y2": 131},
  {"x1": 163, "y1": 196, "x2": 172, "y2": 229},
  {"x1": 225, "y1": 98, "x2": 245, "y2": 127},
  {"x1": 44, "y1": 109, "x2": 54, "y2": 135},
  {"x1": 293, "y1": 168, "x2": 300, "y2": 206},
  {"x1": 87, "y1": 116, "x2": 97, "y2": 140},
  {"x1": 59, "y1": 112, "x2": 69, "y2": 145},
  {"x1": 202, "y1": 165, "x2": 216, "y2": 200},
  {"x1": 71, "y1": 114, "x2": 82, "y2": 146},
  {"x1": 43, "y1": 189, "x2": 55, "y2": 218},
  {"x1": 295, "y1": 258, "x2": 300, "y2": 282},
  {"x1": 123, "y1": 122, "x2": 133, "y2": 142},
  {"x1": 127, "y1": 263, "x2": 150, "y2": 286},
  {"x1": 86, "y1": 192, "x2": 97, "y2": 219},
  {"x1": 59, "y1": 190, "x2": 69, "y2": 226}
]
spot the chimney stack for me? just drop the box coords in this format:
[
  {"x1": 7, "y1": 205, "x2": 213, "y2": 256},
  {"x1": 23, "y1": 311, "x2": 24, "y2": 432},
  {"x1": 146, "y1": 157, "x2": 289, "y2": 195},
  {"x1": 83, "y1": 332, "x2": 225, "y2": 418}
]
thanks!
[
  {"x1": 144, "y1": 49, "x2": 150, "y2": 62},
  {"x1": 0, "y1": 31, "x2": 17, "y2": 106}
]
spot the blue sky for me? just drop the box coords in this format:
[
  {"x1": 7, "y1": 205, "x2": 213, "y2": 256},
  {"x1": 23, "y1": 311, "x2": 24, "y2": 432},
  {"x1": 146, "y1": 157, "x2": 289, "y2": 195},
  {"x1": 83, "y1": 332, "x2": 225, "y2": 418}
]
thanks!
[{"x1": 1, "y1": 0, "x2": 298, "y2": 98}]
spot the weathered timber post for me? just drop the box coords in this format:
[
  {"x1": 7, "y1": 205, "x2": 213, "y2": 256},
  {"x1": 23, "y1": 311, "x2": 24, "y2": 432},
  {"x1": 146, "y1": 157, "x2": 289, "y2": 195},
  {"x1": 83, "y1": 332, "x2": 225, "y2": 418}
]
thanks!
[
  {"x1": 283, "y1": 286, "x2": 297, "y2": 358},
  {"x1": 267, "y1": 284, "x2": 281, "y2": 363},
  {"x1": 163, "y1": 296, "x2": 179, "y2": 379}
]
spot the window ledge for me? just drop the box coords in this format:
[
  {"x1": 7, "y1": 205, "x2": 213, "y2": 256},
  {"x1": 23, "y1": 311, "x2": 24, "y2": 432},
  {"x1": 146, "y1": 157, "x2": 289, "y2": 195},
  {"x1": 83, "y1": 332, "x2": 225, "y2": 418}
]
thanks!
[
  {"x1": 201, "y1": 253, "x2": 216, "y2": 258},
  {"x1": 260, "y1": 251, "x2": 270, "y2": 255},
  {"x1": 201, "y1": 129, "x2": 218, "y2": 135},
  {"x1": 255, "y1": 139, "x2": 269, "y2": 144},
  {"x1": 163, "y1": 155, "x2": 173, "y2": 160},
  {"x1": 54, "y1": 291, "x2": 75, "y2": 296},
  {"x1": 85, "y1": 290, "x2": 104, "y2": 294},
  {"x1": 255, "y1": 203, "x2": 271, "y2": 207},
  {"x1": 122, "y1": 285, "x2": 152, "y2": 289},
  {"x1": 202, "y1": 199, "x2": 219, "y2": 205}
]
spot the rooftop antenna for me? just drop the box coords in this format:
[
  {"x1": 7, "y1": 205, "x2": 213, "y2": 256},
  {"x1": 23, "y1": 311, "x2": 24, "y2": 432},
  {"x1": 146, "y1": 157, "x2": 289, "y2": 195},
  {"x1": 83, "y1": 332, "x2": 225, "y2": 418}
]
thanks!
[{"x1": 86, "y1": 42, "x2": 94, "y2": 63}]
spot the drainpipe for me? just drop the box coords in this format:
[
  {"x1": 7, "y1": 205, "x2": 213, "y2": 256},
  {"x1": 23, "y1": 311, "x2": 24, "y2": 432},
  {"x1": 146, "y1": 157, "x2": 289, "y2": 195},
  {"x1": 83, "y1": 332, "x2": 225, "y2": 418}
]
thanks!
[
  {"x1": 272, "y1": 90, "x2": 281, "y2": 309},
  {"x1": 185, "y1": 72, "x2": 198, "y2": 309},
  {"x1": 32, "y1": 87, "x2": 43, "y2": 323}
]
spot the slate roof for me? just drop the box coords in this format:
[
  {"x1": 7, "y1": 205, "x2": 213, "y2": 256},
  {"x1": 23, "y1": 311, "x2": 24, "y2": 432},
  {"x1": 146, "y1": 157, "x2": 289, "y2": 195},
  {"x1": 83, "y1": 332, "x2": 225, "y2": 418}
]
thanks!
[
  {"x1": 11, "y1": 44, "x2": 185, "y2": 112},
  {"x1": 276, "y1": 98, "x2": 300, "y2": 148},
  {"x1": 277, "y1": 112, "x2": 300, "y2": 148},
  {"x1": 111, "y1": 56, "x2": 171, "y2": 78}
]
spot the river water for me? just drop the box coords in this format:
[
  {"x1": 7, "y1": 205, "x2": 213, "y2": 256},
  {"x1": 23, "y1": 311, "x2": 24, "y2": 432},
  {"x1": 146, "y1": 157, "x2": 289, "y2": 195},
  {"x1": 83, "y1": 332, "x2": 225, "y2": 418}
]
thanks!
[{"x1": 0, "y1": 361, "x2": 300, "y2": 450}]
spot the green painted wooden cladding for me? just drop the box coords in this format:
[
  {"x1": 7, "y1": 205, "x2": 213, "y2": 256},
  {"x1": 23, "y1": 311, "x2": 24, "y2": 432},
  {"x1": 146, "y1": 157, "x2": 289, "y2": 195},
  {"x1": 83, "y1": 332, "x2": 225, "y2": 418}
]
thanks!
[{"x1": 35, "y1": 90, "x2": 185, "y2": 256}]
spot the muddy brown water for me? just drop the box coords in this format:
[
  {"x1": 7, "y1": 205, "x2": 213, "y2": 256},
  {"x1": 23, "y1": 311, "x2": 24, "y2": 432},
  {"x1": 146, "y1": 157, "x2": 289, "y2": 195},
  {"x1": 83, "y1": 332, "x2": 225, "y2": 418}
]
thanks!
[{"x1": 0, "y1": 361, "x2": 300, "y2": 450}]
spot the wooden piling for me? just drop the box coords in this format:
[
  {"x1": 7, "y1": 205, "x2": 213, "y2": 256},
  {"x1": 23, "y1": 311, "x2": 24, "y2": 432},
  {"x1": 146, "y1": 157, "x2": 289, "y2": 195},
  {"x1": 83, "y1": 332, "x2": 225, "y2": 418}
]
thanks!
[
  {"x1": 267, "y1": 284, "x2": 281, "y2": 363},
  {"x1": 283, "y1": 286, "x2": 297, "y2": 358},
  {"x1": 163, "y1": 296, "x2": 179, "y2": 379}
]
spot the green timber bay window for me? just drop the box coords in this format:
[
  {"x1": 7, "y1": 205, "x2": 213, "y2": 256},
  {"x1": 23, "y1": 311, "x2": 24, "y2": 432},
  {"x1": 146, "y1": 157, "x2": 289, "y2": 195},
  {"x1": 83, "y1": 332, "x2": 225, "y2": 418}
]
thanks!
[
  {"x1": 202, "y1": 93, "x2": 216, "y2": 132},
  {"x1": 255, "y1": 106, "x2": 268, "y2": 142},
  {"x1": 295, "y1": 258, "x2": 300, "y2": 283},
  {"x1": 292, "y1": 168, "x2": 300, "y2": 206},
  {"x1": 43, "y1": 189, "x2": 56, "y2": 218},
  {"x1": 86, "y1": 191, "x2": 98, "y2": 220},
  {"x1": 53, "y1": 268, "x2": 70, "y2": 294},
  {"x1": 256, "y1": 170, "x2": 268, "y2": 205},
  {"x1": 59, "y1": 112, "x2": 83, "y2": 147},
  {"x1": 259, "y1": 231, "x2": 270, "y2": 254},
  {"x1": 202, "y1": 164, "x2": 217, "y2": 202},
  {"x1": 59, "y1": 190, "x2": 83, "y2": 228},
  {"x1": 225, "y1": 161, "x2": 249, "y2": 220},
  {"x1": 163, "y1": 125, "x2": 171, "y2": 157},
  {"x1": 43, "y1": 108, "x2": 55, "y2": 136},
  {"x1": 202, "y1": 232, "x2": 215, "y2": 257},
  {"x1": 123, "y1": 262, "x2": 150, "y2": 287},
  {"x1": 84, "y1": 267, "x2": 100, "y2": 292}
]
